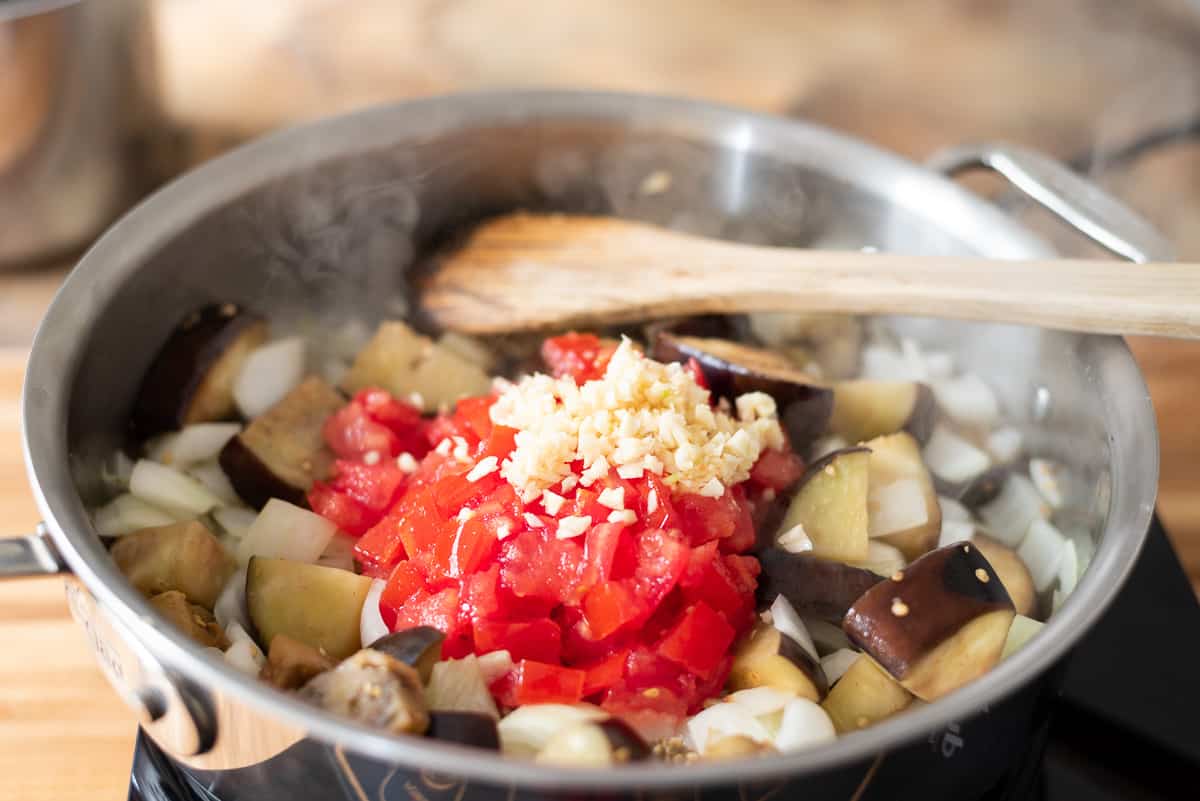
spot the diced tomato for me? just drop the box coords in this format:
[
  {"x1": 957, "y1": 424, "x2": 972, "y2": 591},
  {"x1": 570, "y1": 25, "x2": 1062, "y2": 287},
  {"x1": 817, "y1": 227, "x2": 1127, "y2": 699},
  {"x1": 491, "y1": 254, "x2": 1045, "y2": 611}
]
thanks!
[
  {"x1": 541, "y1": 333, "x2": 617, "y2": 383},
  {"x1": 445, "y1": 516, "x2": 499, "y2": 577},
  {"x1": 489, "y1": 670, "x2": 519, "y2": 709},
  {"x1": 635, "y1": 474, "x2": 679, "y2": 531},
  {"x1": 433, "y1": 470, "x2": 500, "y2": 517},
  {"x1": 657, "y1": 601, "x2": 736, "y2": 679},
  {"x1": 629, "y1": 528, "x2": 690, "y2": 610},
  {"x1": 684, "y1": 357, "x2": 709, "y2": 390},
  {"x1": 570, "y1": 488, "x2": 606, "y2": 521},
  {"x1": 379, "y1": 559, "x2": 426, "y2": 628},
  {"x1": 392, "y1": 586, "x2": 469, "y2": 656},
  {"x1": 511, "y1": 660, "x2": 586, "y2": 705},
  {"x1": 476, "y1": 481, "x2": 523, "y2": 522},
  {"x1": 582, "y1": 581, "x2": 644, "y2": 640},
  {"x1": 308, "y1": 482, "x2": 374, "y2": 536},
  {"x1": 499, "y1": 530, "x2": 583, "y2": 606},
  {"x1": 750, "y1": 447, "x2": 805, "y2": 492},
  {"x1": 331, "y1": 459, "x2": 408, "y2": 513},
  {"x1": 480, "y1": 425, "x2": 518, "y2": 461},
  {"x1": 680, "y1": 542, "x2": 751, "y2": 627},
  {"x1": 453, "y1": 395, "x2": 496, "y2": 442},
  {"x1": 581, "y1": 648, "x2": 631, "y2": 696},
  {"x1": 580, "y1": 522, "x2": 627, "y2": 587},
  {"x1": 355, "y1": 388, "x2": 422, "y2": 429},
  {"x1": 474, "y1": 618, "x2": 562, "y2": 663},
  {"x1": 323, "y1": 402, "x2": 401, "y2": 459}
]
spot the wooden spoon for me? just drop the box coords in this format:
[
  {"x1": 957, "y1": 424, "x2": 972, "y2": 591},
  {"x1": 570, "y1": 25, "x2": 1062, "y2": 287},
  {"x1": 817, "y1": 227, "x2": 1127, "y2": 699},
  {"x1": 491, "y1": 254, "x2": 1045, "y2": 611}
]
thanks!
[{"x1": 418, "y1": 213, "x2": 1200, "y2": 337}]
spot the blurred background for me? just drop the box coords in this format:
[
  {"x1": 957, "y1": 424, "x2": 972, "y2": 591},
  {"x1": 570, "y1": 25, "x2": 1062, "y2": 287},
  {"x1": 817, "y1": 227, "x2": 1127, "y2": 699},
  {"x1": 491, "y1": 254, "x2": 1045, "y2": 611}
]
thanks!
[{"x1": 1, "y1": 1, "x2": 1200, "y2": 796}]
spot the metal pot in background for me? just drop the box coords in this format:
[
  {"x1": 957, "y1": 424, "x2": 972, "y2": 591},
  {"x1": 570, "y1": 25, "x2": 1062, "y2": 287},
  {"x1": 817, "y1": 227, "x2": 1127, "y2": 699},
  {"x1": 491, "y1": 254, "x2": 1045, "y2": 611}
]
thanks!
[
  {"x1": 0, "y1": 0, "x2": 133, "y2": 267},
  {"x1": 2, "y1": 92, "x2": 1168, "y2": 800}
]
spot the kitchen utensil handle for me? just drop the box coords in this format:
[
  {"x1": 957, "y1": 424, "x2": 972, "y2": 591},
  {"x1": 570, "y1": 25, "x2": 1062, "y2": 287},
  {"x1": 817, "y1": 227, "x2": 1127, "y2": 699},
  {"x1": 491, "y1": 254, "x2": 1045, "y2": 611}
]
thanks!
[
  {"x1": 0, "y1": 524, "x2": 68, "y2": 577},
  {"x1": 927, "y1": 142, "x2": 1175, "y2": 263}
]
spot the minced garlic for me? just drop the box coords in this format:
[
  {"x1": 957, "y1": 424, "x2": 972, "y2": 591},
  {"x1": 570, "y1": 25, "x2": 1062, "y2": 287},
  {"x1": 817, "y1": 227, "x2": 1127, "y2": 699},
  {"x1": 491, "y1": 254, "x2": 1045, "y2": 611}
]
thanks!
[{"x1": 490, "y1": 338, "x2": 785, "y2": 498}]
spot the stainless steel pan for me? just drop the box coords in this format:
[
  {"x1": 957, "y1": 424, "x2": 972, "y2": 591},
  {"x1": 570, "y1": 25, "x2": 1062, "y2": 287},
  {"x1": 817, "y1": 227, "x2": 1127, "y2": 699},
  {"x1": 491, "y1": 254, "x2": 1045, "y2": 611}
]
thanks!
[{"x1": 2, "y1": 91, "x2": 1166, "y2": 800}]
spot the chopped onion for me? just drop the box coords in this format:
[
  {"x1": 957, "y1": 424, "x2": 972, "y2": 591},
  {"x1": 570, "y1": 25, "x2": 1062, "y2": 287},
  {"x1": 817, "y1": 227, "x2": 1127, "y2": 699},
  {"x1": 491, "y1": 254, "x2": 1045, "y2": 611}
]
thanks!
[
  {"x1": 99, "y1": 449, "x2": 135, "y2": 494},
  {"x1": 937, "y1": 519, "x2": 976, "y2": 548},
  {"x1": 92, "y1": 493, "x2": 178, "y2": 536},
  {"x1": 212, "y1": 505, "x2": 258, "y2": 538},
  {"x1": 923, "y1": 350, "x2": 955, "y2": 379},
  {"x1": 1001, "y1": 615, "x2": 1044, "y2": 659},
  {"x1": 1062, "y1": 524, "x2": 1095, "y2": 580},
  {"x1": 774, "y1": 698, "x2": 836, "y2": 752},
  {"x1": 937, "y1": 495, "x2": 972, "y2": 523},
  {"x1": 769, "y1": 595, "x2": 818, "y2": 662},
  {"x1": 426, "y1": 655, "x2": 500, "y2": 719},
  {"x1": 151, "y1": 423, "x2": 241, "y2": 467},
  {"x1": 978, "y1": 474, "x2": 1047, "y2": 547},
  {"x1": 224, "y1": 623, "x2": 266, "y2": 676},
  {"x1": 1017, "y1": 518, "x2": 1067, "y2": 593},
  {"x1": 687, "y1": 702, "x2": 770, "y2": 755},
  {"x1": 233, "y1": 337, "x2": 307, "y2": 419},
  {"x1": 861, "y1": 344, "x2": 920, "y2": 381},
  {"x1": 931, "y1": 373, "x2": 999, "y2": 427},
  {"x1": 359, "y1": 579, "x2": 388, "y2": 647},
  {"x1": 777, "y1": 524, "x2": 813, "y2": 554},
  {"x1": 498, "y1": 704, "x2": 608, "y2": 756},
  {"x1": 809, "y1": 434, "x2": 849, "y2": 461},
  {"x1": 236, "y1": 498, "x2": 336, "y2": 565},
  {"x1": 986, "y1": 427, "x2": 1024, "y2": 463},
  {"x1": 727, "y1": 687, "x2": 796, "y2": 717},
  {"x1": 477, "y1": 650, "x2": 515, "y2": 685},
  {"x1": 898, "y1": 338, "x2": 930, "y2": 381},
  {"x1": 213, "y1": 568, "x2": 250, "y2": 632},
  {"x1": 923, "y1": 426, "x2": 990, "y2": 484},
  {"x1": 187, "y1": 460, "x2": 241, "y2": 506},
  {"x1": 1029, "y1": 458, "x2": 1066, "y2": 509},
  {"x1": 1056, "y1": 539, "x2": 1079, "y2": 597},
  {"x1": 868, "y1": 479, "x2": 928, "y2": 538},
  {"x1": 129, "y1": 459, "x2": 224, "y2": 516},
  {"x1": 803, "y1": 618, "x2": 852, "y2": 655},
  {"x1": 851, "y1": 540, "x2": 906, "y2": 578},
  {"x1": 819, "y1": 649, "x2": 860, "y2": 686},
  {"x1": 317, "y1": 533, "x2": 357, "y2": 572}
]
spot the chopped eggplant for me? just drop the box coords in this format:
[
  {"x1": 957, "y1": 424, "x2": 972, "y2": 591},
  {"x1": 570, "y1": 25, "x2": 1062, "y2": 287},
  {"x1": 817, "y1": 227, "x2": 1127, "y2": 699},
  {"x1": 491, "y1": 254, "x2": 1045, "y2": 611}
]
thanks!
[
  {"x1": 728, "y1": 621, "x2": 828, "y2": 701},
  {"x1": 132, "y1": 304, "x2": 268, "y2": 437},
  {"x1": 848, "y1": 540, "x2": 907, "y2": 579},
  {"x1": 843, "y1": 543, "x2": 1016, "y2": 701},
  {"x1": 819, "y1": 653, "x2": 913, "y2": 734},
  {"x1": 864, "y1": 432, "x2": 941, "y2": 560},
  {"x1": 1001, "y1": 614, "x2": 1044, "y2": 659},
  {"x1": 776, "y1": 447, "x2": 872, "y2": 563},
  {"x1": 300, "y1": 648, "x2": 429, "y2": 735},
  {"x1": 756, "y1": 548, "x2": 882, "y2": 623},
  {"x1": 111, "y1": 520, "x2": 234, "y2": 608},
  {"x1": 828, "y1": 381, "x2": 936, "y2": 444},
  {"x1": 341, "y1": 321, "x2": 491, "y2": 412},
  {"x1": 536, "y1": 719, "x2": 650, "y2": 766},
  {"x1": 219, "y1": 376, "x2": 343, "y2": 508},
  {"x1": 934, "y1": 464, "x2": 1009, "y2": 510},
  {"x1": 149, "y1": 590, "x2": 228, "y2": 648},
  {"x1": 652, "y1": 333, "x2": 833, "y2": 448},
  {"x1": 261, "y1": 633, "x2": 335, "y2": 690},
  {"x1": 367, "y1": 627, "x2": 445, "y2": 683},
  {"x1": 246, "y1": 556, "x2": 373, "y2": 660},
  {"x1": 427, "y1": 711, "x2": 501, "y2": 750},
  {"x1": 971, "y1": 535, "x2": 1036, "y2": 618}
]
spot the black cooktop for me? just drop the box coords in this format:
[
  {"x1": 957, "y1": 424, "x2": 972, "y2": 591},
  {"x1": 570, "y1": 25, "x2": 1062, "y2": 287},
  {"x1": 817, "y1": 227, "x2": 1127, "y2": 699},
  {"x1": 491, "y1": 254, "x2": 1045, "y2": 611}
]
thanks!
[{"x1": 128, "y1": 516, "x2": 1200, "y2": 801}]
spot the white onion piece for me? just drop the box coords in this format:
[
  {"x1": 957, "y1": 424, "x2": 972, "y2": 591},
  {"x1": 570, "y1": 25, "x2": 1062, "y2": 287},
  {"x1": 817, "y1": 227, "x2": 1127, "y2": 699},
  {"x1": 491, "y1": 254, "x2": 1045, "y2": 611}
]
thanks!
[
  {"x1": 923, "y1": 426, "x2": 990, "y2": 484},
  {"x1": 212, "y1": 505, "x2": 258, "y2": 538},
  {"x1": 898, "y1": 338, "x2": 930, "y2": 381},
  {"x1": 92, "y1": 493, "x2": 178, "y2": 536},
  {"x1": 237, "y1": 498, "x2": 336, "y2": 565},
  {"x1": 99, "y1": 450, "x2": 135, "y2": 493},
  {"x1": 931, "y1": 374, "x2": 999, "y2": 427},
  {"x1": 819, "y1": 649, "x2": 860, "y2": 686},
  {"x1": 1062, "y1": 525, "x2": 1095, "y2": 580},
  {"x1": 153, "y1": 423, "x2": 242, "y2": 467},
  {"x1": 773, "y1": 698, "x2": 836, "y2": 752},
  {"x1": 860, "y1": 345, "x2": 919, "y2": 381},
  {"x1": 1017, "y1": 518, "x2": 1067, "y2": 593},
  {"x1": 477, "y1": 650, "x2": 515, "y2": 685},
  {"x1": 187, "y1": 460, "x2": 241, "y2": 506},
  {"x1": 144, "y1": 432, "x2": 178, "y2": 464},
  {"x1": 1029, "y1": 459, "x2": 1066, "y2": 509},
  {"x1": 687, "y1": 702, "x2": 770, "y2": 755},
  {"x1": 937, "y1": 495, "x2": 972, "y2": 523},
  {"x1": 214, "y1": 568, "x2": 251, "y2": 632},
  {"x1": 802, "y1": 618, "x2": 852, "y2": 655},
  {"x1": 426, "y1": 656, "x2": 500, "y2": 719},
  {"x1": 498, "y1": 704, "x2": 608, "y2": 756},
  {"x1": 224, "y1": 624, "x2": 266, "y2": 677},
  {"x1": 868, "y1": 479, "x2": 928, "y2": 538},
  {"x1": 851, "y1": 540, "x2": 906, "y2": 578},
  {"x1": 1001, "y1": 615, "x2": 1044, "y2": 659},
  {"x1": 233, "y1": 337, "x2": 307, "y2": 419},
  {"x1": 359, "y1": 579, "x2": 388, "y2": 647},
  {"x1": 1056, "y1": 539, "x2": 1079, "y2": 597},
  {"x1": 937, "y1": 519, "x2": 976, "y2": 549},
  {"x1": 979, "y1": 475, "x2": 1048, "y2": 547},
  {"x1": 922, "y1": 350, "x2": 955, "y2": 379},
  {"x1": 317, "y1": 533, "x2": 357, "y2": 572},
  {"x1": 986, "y1": 427, "x2": 1024, "y2": 463},
  {"x1": 769, "y1": 595, "x2": 819, "y2": 661},
  {"x1": 727, "y1": 687, "x2": 796, "y2": 717},
  {"x1": 129, "y1": 459, "x2": 224, "y2": 516},
  {"x1": 809, "y1": 435, "x2": 849, "y2": 461},
  {"x1": 777, "y1": 524, "x2": 813, "y2": 554}
]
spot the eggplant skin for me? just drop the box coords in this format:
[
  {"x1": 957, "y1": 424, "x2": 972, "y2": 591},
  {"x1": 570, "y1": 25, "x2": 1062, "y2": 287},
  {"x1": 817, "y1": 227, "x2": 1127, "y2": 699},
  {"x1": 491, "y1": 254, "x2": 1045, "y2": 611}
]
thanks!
[
  {"x1": 427, "y1": 712, "x2": 501, "y2": 750},
  {"x1": 132, "y1": 304, "x2": 268, "y2": 438},
  {"x1": 219, "y1": 436, "x2": 307, "y2": 509},
  {"x1": 756, "y1": 547, "x2": 883, "y2": 623}
]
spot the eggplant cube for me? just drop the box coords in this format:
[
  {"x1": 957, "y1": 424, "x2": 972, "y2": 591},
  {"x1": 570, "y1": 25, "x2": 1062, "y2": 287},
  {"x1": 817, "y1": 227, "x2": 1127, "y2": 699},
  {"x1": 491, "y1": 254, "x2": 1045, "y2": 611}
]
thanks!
[
  {"x1": 110, "y1": 520, "x2": 234, "y2": 608},
  {"x1": 776, "y1": 447, "x2": 871, "y2": 563},
  {"x1": 149, "y1": 590, "x2": 228, "y2": 648},
  {"x1": 829, "y1": 380, "x2": 935, "y2": 444},
  {"x1": 728, "y1": 621, "x2": 828, "y2": 701},
  {"x1": 971, "y1": 535, "x2": 1036, "y2": 618},
  {"x1": 819, "y1": 653, "x2": 912, "y2": 734},
  {"x1": 756, "y1": 548, "x2": 882, "y2": 623},
  {"x1": 843, "y1": 543, "x2": 1015, "y2": 701},
  {"x1": 246, "y1": 557, "x2": 374, "y2": 660},
  {"x1": 864, "y1": 432, "x2": 941, "y2": 560},
  {"x1": 219, "y1": 376, "x2": 343, "y2": 509},
  {"x1": 367, "y1": 626, "x2": 445, "y2": 683}
]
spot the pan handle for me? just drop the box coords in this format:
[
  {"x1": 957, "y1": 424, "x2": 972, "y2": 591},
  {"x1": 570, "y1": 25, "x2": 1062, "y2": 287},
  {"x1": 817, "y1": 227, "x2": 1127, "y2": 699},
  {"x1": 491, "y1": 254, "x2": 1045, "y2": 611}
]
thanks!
[
  {"x1": 0, "y1": 524, "x2": 68, "y2": 577},
  {"x1": 926, "y1": 142, "x2": 1175, "y2": 263}
]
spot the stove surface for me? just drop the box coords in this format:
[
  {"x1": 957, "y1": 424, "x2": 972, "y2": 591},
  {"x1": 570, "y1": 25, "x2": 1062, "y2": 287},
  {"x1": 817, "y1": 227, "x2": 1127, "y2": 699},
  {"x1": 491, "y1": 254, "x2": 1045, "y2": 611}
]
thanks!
[{"x1": 128, "y1": 517, "x2": 1200, "y2": 801}]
